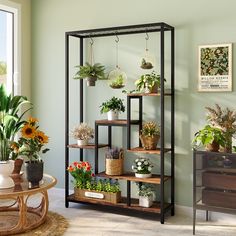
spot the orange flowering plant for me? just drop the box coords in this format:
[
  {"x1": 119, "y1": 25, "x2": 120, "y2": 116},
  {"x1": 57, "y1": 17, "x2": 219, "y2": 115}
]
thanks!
[
  {"x1": 67, "y1": 161, "x2": 94, "y2": 189},
  {"x1": 11, "y1": 117, "x2": 49, "y2": 162}
]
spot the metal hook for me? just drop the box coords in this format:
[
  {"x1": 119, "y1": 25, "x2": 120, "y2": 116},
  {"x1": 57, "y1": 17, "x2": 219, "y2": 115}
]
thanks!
[
  {"x1": 89, "y1": 35, "x2": 94, "y2": 45},
  {"x1": 115, "y1": 32, "x2": 119, "y2": 43},
  {"x1": 145, "y1": 31, "x2": 149, "y2": 41}
]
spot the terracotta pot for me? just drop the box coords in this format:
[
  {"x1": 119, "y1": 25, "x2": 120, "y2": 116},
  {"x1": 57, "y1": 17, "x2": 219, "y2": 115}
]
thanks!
[
  {"x1": 140, "y1": 135, "x2": 160, "y2": 150},
  {"x1": 206, "y1": 141, "x2": 219, "y2": 152}
]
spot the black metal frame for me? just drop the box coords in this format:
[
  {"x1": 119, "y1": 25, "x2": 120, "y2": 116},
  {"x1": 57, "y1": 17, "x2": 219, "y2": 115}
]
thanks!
[{"x1": 65, "y1": 22, "x2": 175, "y2": 223}]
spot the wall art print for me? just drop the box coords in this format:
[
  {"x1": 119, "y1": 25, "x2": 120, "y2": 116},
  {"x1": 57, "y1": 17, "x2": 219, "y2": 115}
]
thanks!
[{"x1": 198, "y1": 43, "x2": 232, "y2": 92}]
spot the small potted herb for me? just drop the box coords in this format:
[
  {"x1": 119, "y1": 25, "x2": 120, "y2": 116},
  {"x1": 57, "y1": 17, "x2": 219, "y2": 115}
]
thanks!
[
  {"x1": 135, "y1": 71, "x2": 166, "y2": 93},
  {"x1": 136, "y1": 183, "x2": 155, "y2": 207},
  {"x1": 192, "y1": 125, "x2": 226, "y2": 152},
  {"x1": 100, "y1": 97, "x2": 125, "y2": 120},
  {"x1": 140, "y1": 121, "x2": 160, "y2": 150},
  {"x1": 132, "y1": 158, "x2": 153, "y2": 178},
  {"x1": 73, "y1": 62, "x2": 105, "y2": 86},
  {"x1": 70, "y1": 123, "x2": 94, "y2": 146}
]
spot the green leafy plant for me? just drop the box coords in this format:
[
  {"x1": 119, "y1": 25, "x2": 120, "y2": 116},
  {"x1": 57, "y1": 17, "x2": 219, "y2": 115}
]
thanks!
[
  {"x1": 135, "y1": 71, "x2": 166, "y2": 92},
  {"x1": 136, "y1": 183, "x2": 155, "y2": 197},
  {"x1": 0, "y1": 84, "x2": 31, "y2": 161},
  {"x1": 192, "y1": 125, "x2": 225, "y2": 149},
  {"x1": 132, "y1": 158, "x2": 153, "y2": 174},
  {"x1": 100, "y1": 96, "x2": 125, "y2": 114},
  {"x1": 109, "y1": 75, "x2": 125, "y2": 89},
  {"x1": 73, "y1": 62, "x2": 105, "y2": 80},
  {"x1": 141, "y1": 121, "x2": 160, "y2": 137}
]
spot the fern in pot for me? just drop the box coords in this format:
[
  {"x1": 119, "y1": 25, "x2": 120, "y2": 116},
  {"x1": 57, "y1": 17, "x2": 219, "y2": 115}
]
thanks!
[{"x1": 100, "y1": 97, "x2": 125, "y2": 120}]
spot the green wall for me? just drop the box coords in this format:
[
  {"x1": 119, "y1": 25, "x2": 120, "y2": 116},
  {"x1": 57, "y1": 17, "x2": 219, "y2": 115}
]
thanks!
[{"x1": 30, "y1": 0, "x2": 236, "y2": 207}]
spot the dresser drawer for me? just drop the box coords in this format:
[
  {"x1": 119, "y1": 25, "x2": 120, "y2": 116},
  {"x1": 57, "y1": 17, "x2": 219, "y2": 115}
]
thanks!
[{"x1": 202, "y1": 171, "x2": 236, "y2": 190}]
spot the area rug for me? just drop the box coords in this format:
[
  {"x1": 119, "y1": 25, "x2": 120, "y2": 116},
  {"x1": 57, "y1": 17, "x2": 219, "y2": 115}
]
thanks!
[{"x1": 0, "y1": 211, "x2": 69, "y2": 236}]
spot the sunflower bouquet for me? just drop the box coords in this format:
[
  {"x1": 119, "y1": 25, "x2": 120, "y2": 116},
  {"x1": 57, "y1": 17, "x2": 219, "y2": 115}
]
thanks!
[{"x1": 11, "y1": 117, "x2": 50, "y2": 162}]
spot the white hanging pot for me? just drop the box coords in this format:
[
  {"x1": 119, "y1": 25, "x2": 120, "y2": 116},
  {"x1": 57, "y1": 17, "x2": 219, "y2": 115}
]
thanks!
[
  {"x1": 139, "y1": 195, "x2": 153, "y2": 208},
  {"x1": 107, "y1": 110, "x2": 119, "y2": 120},
  {"x1": 77, "y1": 139, "x2": 89, "y2": 146},
  {"x1": 135, "y1": 173, "x2": 152, "y2": 178},
  {"x1": 0, "y1": 160, "x2": 15, "y2": 189}
]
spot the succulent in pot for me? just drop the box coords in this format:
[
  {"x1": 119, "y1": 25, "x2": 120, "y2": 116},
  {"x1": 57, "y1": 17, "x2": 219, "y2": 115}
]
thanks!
[
  {"x1": 100, "y1": 96, "x2": 125, "y2": 120},
  {"x1": 132, "y1": 157, "x2": 153, "y2": 178},
  {"x1": 71, "y1": 123, "x2": 94, "y2": 146},
  {"x1": 73, "y1": 62, "x2": 106, "y2": 86},
  {"x1": 135, "y1": 71, "x2": 166, "y2": 93},
  {"x1": 140, "y1": 121, "x2": 160, "y2": 150},
  {"x1": 192, "y1": 125, "x2": 226, "y2": 152}
]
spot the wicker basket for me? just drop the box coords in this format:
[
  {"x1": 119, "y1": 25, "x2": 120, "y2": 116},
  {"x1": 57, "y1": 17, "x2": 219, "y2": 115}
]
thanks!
[
  {"x1": 105, "y1": 150, "x2": 124, "y2": 176},
  {"x1": 140, "y1": 135, "x2": 160, "y2": 150}
]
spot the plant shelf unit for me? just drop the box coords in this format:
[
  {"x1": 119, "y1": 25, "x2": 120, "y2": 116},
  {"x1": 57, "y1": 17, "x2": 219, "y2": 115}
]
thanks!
[{"x1": 65, "y1": 22, "x2": 175, "y2": 224}]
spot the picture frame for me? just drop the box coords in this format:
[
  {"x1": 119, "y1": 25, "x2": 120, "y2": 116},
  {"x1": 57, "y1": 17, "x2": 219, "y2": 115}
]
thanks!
[{"x1": 198, "y1": 43, "x2": 232, "y2": 92}]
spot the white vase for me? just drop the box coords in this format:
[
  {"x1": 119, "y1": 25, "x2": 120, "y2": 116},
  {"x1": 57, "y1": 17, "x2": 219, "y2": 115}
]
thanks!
[
  {"x1": 139, "y1": 195, "x2": 153, "y2": 208},
  {"x1": 77, "y1": 139, "x2": 89, "y2": 146},
  {"x1": 107, "y1": 110, "x2": 119, "y2": 120},
  {"x1": 135, "y1": 173, "x2": 152, "y2": 178},
  {"x1": 0, "y1": 160, "x2": 15, "y2": 189}
]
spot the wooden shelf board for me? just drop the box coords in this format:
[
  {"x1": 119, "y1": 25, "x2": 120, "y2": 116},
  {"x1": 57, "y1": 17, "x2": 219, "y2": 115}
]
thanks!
[
  {"x1": 67, "y1": 194, "x2": 171, "y2": 214},
  {"x1": 205, "y1": 167, "x2": 236, "y2": 174},
  {"x1": 95, "y1": 119, "x2": 140, "y2": 126},
  {"x1": 97, "y1": 172, "x2": 171, "y2": 184},
  {"x1": 127, "y1": 89, "x2": 172, "y2": 97},
  {"x1": 127, "y1": 147, "x2": 171, "y2": 154},
  {"x1": 68, "y1": 144, "x2": 108, "y2": 149}
]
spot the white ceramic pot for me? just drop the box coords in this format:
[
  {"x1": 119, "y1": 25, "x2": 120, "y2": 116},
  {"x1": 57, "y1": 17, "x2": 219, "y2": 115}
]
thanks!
[
  {"x1": 135, "y1": 173, "x2": 152, "y2": 178},
  {"x1": 107, "y1": 110, "x2": 119, "y2": 120},
  {"x1": 139, "y1": 195, "x2": 153, "y2": 208},
  {"x1": 77, "y1": 139, "x2": 89, "y2": 146},
  {"x1": 0, "y1": 160, "x2": 15, "y2": 189}
]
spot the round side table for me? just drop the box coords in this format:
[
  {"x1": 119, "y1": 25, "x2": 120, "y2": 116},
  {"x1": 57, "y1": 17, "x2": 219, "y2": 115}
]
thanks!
[{"x1": 0, "y1": 173, "x2": 57, "y2": 235}]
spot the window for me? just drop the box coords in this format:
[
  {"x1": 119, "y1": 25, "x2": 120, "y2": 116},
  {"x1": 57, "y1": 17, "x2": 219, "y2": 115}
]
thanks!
[{"x1": 0, "y1": 1, "x2": 20, "y2": 95}]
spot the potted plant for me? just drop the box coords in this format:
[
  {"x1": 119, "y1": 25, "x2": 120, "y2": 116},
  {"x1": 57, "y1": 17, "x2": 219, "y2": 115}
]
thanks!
[
  {"x1": 192, "y1": 125, "x2": 225, "y2": 152},
  {"x1": 205, "y1": 104, "x2": 236, "y2": 153},
  {"x1": 0, "y1": 84, "x2": 31, "y2": 188},
  {"x1": 140, "y1": 121, "x2": 160, "y2": 150},
  {"x1": 136, "y1": 183, "x2": 155, "y2": 207},
  {"x1": 109, "y1": 74, "x2": 125, "y2": 89},
  {"x1": 73, "y1": 62, "x2": 106, "y2": 86},
  {"x1": 140, "y1": 58, "x2": 153, "y2": 70},
  {"x1": 132, "y1": 158, "x2": 153, "y2": 178},
  {"x1": 13, "y1": 117, "x2": 50, "y2": 188},
  {"x1": 70, "y1": 123, "x2": 94, "y2": 146},
  {"x1": 135, "y1": 71, "x2": 166, "y2": 93},
  {"x1": 67, "y1": 161, "x2": 121, "y2": 203},
  {"x1": 100, "y1": 96, "x2": 125, "y2": 120}
]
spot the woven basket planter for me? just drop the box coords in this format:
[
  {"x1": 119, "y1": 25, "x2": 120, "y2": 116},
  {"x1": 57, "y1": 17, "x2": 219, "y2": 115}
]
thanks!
[
  {"x1": 105, "y1": 149, "x2": 124, "y2": 176},
  {"x1": 74, "y1": 188, "x2": 121, "y2": 204},
  {"x1": 140, "y1": 135, "x2": 160, "y2": 150}
]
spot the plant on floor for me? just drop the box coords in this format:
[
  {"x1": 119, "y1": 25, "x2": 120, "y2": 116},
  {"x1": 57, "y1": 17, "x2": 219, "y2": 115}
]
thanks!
[
  {"x1": 0, "y1": 84, "x2": 31, "y2": 161},
  {"x1": 132, "y1": 158, "x2": 153, "y2": 174},
  {"x1": 73, "y1": 62, "x2": 106, "y2": 86},
  {"x1": 205, "y1": 104, "x2": 236, "y2": 153}
]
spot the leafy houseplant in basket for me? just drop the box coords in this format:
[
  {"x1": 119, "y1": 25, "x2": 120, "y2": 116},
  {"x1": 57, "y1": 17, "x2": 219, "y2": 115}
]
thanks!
[
  {"x1": 192, "y1": 125, "x2": 225, "y2": 152},
  {"x1": 100, "y1": 96, "x2": 125, "y2": 120},
  {"x1": 71, "y1": 123, "x2": 94, "y2": 146},
  {"x1": 135, "y1": 71, "x2": 166, "y2": 93},
  {"x1": 140, "y1": 121, "x2": 160, "y2": 150},
  {"x1": 73, "y1": 62, "x2": 106, "y2": 86},
  {"x1": 0, "y1": 84, "x2": 31, "y2": 189},
  {"x1": 67, "y1": 161, "x2": 121, "y2": 203},
  {"x1": 132, "y1": 158, "x2": 153, "y2": 178},
  {"x1": 13, "y1": 117, "x2": 50, "y2": 188},
  {"x1": 136, "y1": 183, "x2": 155, "y2": 207}
]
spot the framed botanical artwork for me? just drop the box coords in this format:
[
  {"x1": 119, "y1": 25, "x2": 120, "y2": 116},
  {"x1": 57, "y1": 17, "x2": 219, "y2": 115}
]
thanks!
[{"x1": 198, "y1": 43, "x2": 232, "y2": 92}]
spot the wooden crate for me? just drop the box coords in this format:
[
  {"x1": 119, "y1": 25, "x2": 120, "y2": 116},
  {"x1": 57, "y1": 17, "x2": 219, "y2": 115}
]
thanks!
[
  {"x1": 74, "y1": 188, "x2": 121, "y2": 204},
  {"x1": 202, "y1": 189, "x2": 236, "y2": 209},
  {"x1": 202, "y1": 171, "x2": 236, "y2": 190}
]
